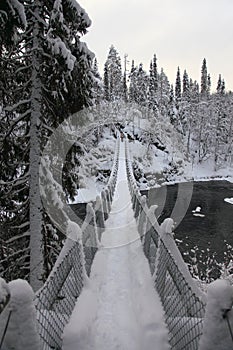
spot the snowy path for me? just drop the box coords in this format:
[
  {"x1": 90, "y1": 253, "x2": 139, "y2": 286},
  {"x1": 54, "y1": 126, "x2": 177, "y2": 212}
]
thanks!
[{"x1": 62, "y1": 140, "x2": 170, "y2": 350}]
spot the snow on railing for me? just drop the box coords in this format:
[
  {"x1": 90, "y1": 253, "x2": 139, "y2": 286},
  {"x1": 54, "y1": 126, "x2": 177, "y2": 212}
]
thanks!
[
  {"x1": 0, "y1": 278, "x2": 40, "y2": 350},
  {"x1": 199, "y1": 279, "x2": 233, "y2": 350},
  {"x1": 35, "y1": 137, "x2": 120, "y2": 350},
  {"x1": 125, "y1": 138, "x2": 206, "y2": 350}
]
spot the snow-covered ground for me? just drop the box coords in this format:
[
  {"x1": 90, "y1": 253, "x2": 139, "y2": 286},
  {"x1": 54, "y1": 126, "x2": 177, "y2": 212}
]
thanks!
[
  {"x1": 63, "y1": 140, "x2": 170, "y2": 350},
  {"x1": 69, "y1": 118, "x2": 232, "y2": 205},
  {"x1": 123, "y1": 117, "x2": 233, "y2": 189},
  {"x1": 69, "y1": 130, "x2": 116, "y2": 203}
]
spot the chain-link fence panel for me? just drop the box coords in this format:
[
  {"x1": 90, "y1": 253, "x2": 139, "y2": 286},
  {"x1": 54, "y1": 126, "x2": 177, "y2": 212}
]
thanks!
[{"x1": 35, "y1": 241, "x2": 83, "y2": 350}]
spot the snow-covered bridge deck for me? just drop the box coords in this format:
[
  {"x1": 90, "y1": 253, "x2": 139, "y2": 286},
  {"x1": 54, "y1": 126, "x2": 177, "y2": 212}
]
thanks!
[{"x1": 62, "y1": 140, "x2": 169, "y2": 350}]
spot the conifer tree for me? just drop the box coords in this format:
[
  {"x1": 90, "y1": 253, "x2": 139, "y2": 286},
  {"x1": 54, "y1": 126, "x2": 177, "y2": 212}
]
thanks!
[
  {"x1": 175, "y1": 67, "x2": 181, "y2": 102},
  {"x1": 201, "y1": 58, "x2": 208, "y2": 99},
  {"x1": 148, "y1": 60, "x2": 157, "y2": 111},
  {"x1": 123, "y1": 71, "x2": 128, "y2": 103},
  {"x1": 157, "y1": 68, "x2": 170, "y2": 115},
  {"x1": 104, "y1": 45, "x2": 123, "y2": 101},
  {"x1": 92, "y1": 58, "x2": 103, "y2": 104},
  {"x1": 168, "y1": 84, "x2": 177, "y2": 125},
  {"x1": 182, "y1": 70, "x2": 190, "y2": 98},
  {"x1": 0, "y1": 0, "x2": 94, "y2": 288},
  {"x1": 122, "y1": 54, "x2": 129, "y2": 102},
  {"x1": 104, "y1": 61, "x2": 110, "y2": 101},
  {"x1": 152, "y1": 54, "x2": 158, "y2": 92},
  {"x1": 135, "y1": 63, "x2": 148, "y2": 107},
  {"x1": 129, "y1": 60, "x2": 137, "y2": 103}
]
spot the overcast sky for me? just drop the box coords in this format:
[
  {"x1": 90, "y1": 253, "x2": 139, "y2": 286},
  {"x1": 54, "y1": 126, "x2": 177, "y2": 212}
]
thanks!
[{"x1": 80, "y1": 0, "x2": 233, "y2": 91}]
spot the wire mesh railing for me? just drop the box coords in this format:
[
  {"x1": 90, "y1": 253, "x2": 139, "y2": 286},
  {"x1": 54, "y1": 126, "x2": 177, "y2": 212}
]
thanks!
[
  {"x1": 35, "y1": 241, "x2": 84, "y2": 350},
  {"x1": 125, "y1": 137, "x2": 206, "y2": 350},
  {"x1": 35, "y1": 137, "x2": 120, "y2": 349},
  {"x1": 155, "y1": 240, "x2": 205, "y2": 350}
]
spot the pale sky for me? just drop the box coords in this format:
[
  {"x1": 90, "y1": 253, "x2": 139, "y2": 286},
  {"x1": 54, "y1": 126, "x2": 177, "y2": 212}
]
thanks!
[{"x1": 79, "y1": 0, "x2": 233, "y2": 92}]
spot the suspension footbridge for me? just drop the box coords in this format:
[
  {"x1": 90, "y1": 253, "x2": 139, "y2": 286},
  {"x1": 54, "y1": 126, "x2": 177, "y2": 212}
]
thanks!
[{"x1": 1, "y1": 136, "x2": 233, "y2": 349}]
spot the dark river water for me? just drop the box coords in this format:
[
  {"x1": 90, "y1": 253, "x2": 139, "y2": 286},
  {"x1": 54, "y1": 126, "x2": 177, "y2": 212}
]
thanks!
[{"x1": 141, "y1": 180, "x2": 233, "y2": 279}]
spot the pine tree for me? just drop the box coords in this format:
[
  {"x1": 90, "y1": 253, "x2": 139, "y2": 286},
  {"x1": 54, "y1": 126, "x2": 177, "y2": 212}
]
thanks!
[
  {"x1": 135, "y1": 63, "x2": 148, "y2": 107},
  {"x1": 175, "y1": 67, "x2": 181, "y2": 102},
  {"x1": 122, "y1": 54, "x2": 129, "y2": 102},
  {"x1": 104, "y1": 61, "x2": 110, "y2": 101},
  {"x1": 92, "y1": 58, "x2": 103, "y2": 104},
  {"x1": 217, "y1": 74, "x2": 222, "y2": 93},
  {"x1": 182, "y1": 70, "x2": 190, "y2": 98},
  {"x1": 201, "y1": 58, "x2": 208, "y2": 99},
  {"x1": 152, "y1": 54, "x2": 158, "y2": 92},
  {"x1": 0, "y1": 0, "x2": 94, "y2": 288},
  {"x1": 129, "y1": 60, "x2": 137, "y2": 103},
  {"x1": 104, "y1": 45, "x2": 123, "y2": 101},
  {"x1": 168, "y1": 84, "x2": 177, "y2": 125},
  {"x1": 148, "y1": 60, "x2": 157, "y2": 111},
  {"x1": 123, "y1": 71, "x2": 128, "y2": 103},
  {"x1": 157, "y1": 68, "x2": 170, "y2": 115}
]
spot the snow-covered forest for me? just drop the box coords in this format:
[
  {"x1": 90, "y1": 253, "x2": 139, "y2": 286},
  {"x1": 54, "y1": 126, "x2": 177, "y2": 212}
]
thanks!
[{"x1": 0, "y1": 0, "x2": 232, "y2": 291}]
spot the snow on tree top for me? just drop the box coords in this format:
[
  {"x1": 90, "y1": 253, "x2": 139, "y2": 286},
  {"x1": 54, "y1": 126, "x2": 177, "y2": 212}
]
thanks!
[{"x1": 69, "y1": 0, "x2": 92, "y2": 27}]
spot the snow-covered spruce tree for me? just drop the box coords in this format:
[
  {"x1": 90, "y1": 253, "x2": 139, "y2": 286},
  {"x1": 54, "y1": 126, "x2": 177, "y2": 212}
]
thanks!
[
  {"x1": 152, "y1": 54, "x2": 158, "y2": 93},
  {"x1": 194, "y1": 59, "x2": 212, "y2": 162},
  {"x1": 135, "y1": 63, "x2": 148, "y2": 107},
  {"x1": 177, "y1": 69, "x2": 190, "y2": 136},
  {"x1": 200, "y1": 58, "x2": 209, "y2": 100},
  {"x1": 92, "y1": 58, "x2": 103, "y2": 105},
  {"x1": 0, "y1": 0, "x2": 94, "y2": 289},
  {"x1": 129, "y1": 60, "x2": 137, "y2": 103},
  {"x1": 212, "y1": 75, "x2": 230, "y2": 170},
  {"x1": 224, "y1": 93, "x2": 233, "y2": 165},
  {"x1": 148, "y1": 60, "x2": 157, "y2": 113},
  {"x1": 175, "y1": 66, "x2": 181, "y2": 107},
  {"x1": 31, "y1": 0, "x2": 94, "y2": 290},
  {"x1": 0, "y1": 0, "x2": 30, "y2": 281},
  {"x1": 167, "y1": 84, "x2": 177, "y2": 125},
  {"x1": 157, "y1": 68, "x2": 170, "y2": 116},
  {"x1": 104, "y1": 45, "x2": 123, "y2": 101},
  {"x1": 186, "y1": 79, "x2": 199, "y2": 157}
]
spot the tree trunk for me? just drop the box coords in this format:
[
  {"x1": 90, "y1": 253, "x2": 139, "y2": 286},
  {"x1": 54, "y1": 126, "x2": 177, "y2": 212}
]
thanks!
[{"x1": 29, "y1": 0, "x2": 44, "y2": 291}]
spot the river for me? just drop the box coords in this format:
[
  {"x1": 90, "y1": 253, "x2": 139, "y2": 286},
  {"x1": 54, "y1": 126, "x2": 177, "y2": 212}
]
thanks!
[{"x1": 142, "y1": 180, "x2": 233, "y2": 280}]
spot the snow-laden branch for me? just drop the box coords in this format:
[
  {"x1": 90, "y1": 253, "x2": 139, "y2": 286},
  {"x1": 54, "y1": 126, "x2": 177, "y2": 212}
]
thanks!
[
  {"x1": 46, "y1": 29, "x2": 76, "y2": 71},
  {"x1": 7, "y1": 0, "x2": 27, "y2": 28}
]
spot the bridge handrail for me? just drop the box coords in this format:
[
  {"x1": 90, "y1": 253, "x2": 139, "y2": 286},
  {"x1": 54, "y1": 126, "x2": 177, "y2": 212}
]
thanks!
[
  {"x1": 35, "y1": 137, "x2": 120, "y2": 350},
  {"x1": 125, "y1": 138, "x2": 206, "y2": 350}
]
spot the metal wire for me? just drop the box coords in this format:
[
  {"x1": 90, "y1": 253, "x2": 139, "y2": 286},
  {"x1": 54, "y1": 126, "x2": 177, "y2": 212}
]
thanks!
[
  {"x1": 0, "y1": 309, "x2": 12, "y2": 348},
  {"x1": 35, "y1": 241, "x2": 83, "y2": 350},
  {"x1": 155, "y1": 240, "x2": 205, "y2": 350}
]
